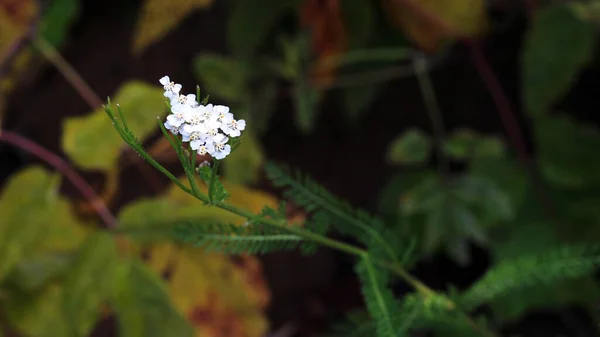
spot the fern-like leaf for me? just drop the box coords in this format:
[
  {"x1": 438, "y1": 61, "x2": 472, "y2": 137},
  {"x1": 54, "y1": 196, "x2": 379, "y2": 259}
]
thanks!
[
  {"x1": 300, "y1": 211, "x2": 332, "y2": 255},
  {"x1": 323, "y1": 310, "x2": 377, "y2": 337},
  {"x1": 461, "y1": 244, "x2": 600, "y2": 310},
  {"x1": 265, "y1": 162, "x2": 401, "y2": 261},
  {"x1": 355, "y1": 255, "x2": 405, "y2": 337},
  {"x1": 172, "y1": 222, "x2": 303, "y2": 255}
]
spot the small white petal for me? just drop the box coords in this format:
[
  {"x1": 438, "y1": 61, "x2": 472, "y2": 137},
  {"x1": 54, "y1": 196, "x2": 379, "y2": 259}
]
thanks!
[
  {"x1": 237, "y1": 119, "x2": 246, "y2": 130},
  {"x1": 159, "y1": 76, "x2": 170, "y2": 85}
]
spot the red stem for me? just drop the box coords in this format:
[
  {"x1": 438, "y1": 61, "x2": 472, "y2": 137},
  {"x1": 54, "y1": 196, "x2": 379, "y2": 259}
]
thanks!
[
  {"x1": 0, "y1": 131, "x2": 118, "y2": 228},
  {"x1": 468, "y1": 43, "x2": 530, "y2": 164}
]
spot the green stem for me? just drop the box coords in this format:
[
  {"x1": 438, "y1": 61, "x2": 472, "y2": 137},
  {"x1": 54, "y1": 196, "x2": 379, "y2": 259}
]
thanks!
[
  {"x1": 187, "y1": 150, "x2": 200, "y2": 197},
  {"x1": 216, "y1": 201, "x2": 365, "y2": 257},
  {"x1": 414, "y1": 56, "x2": 449, "y2": 177},
  {"x1": 208, "y1": 159, "x2": 221, "y2": 203}
]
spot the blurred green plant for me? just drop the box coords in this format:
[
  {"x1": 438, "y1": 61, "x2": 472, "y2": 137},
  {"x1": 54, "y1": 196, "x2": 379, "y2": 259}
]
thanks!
[{"x1": 2, "y1": 1, "x2": 600, "y2": 337}]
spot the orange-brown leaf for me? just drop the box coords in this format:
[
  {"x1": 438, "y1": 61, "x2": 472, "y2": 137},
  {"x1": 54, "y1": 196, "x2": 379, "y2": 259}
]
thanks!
[{"x1": 300, "y1": 0, "x2": 346, "y2": 85}]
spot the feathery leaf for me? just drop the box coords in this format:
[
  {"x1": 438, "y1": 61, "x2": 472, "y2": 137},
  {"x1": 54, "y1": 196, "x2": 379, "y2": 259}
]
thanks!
[
  {"x1": 265, "y1": 162, "x2": 401, "y2": 261},
  {"x1": 172, "y1": 222, "x2": 303, "y2": 255},
  {"x1": 461, "y1": 244, "x2": 600, "y2": 310},
  {"x1": 355, "y1": 255, "x2": 405, "y2": 337}
]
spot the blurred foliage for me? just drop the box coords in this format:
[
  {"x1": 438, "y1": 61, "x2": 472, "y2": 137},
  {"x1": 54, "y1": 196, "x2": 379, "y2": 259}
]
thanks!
[
  {"x1": 62, "y1": 81, "x2": 167, "y2": 171},
  {"x1": 132, "y1": 0, "x2": 214, "y2": 54},
  {"x1": 382, "y1": 0, "x2": 488, "y2": 51},
  {"x1": 523, "y1": 3, "x2": 595, "y2": 116},
  {"x1": 3, "y1": 0, "x2": 600, "y2": 336}
]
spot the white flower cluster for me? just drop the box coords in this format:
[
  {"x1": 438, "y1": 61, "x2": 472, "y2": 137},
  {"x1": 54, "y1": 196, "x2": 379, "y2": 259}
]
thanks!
[{"x1": 159, "y1": 76, "x2": 245, "y2": 160}]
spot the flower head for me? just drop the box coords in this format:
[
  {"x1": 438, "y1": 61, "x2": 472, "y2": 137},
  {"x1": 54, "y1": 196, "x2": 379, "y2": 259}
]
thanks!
[
  {"x1": 159, "y1": 76, "x2": 181, "y2": 100},
  {"x1": 159, "y1": 76, "x2": 244, "y2": 160}
]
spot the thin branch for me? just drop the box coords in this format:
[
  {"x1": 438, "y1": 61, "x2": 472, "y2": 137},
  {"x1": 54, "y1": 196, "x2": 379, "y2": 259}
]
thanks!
[
  {"x1": 469, "y1": 44, "x2": 529, "y2": 163},
  {"x1": 0, "y1": 130, "x2": 117, "y2": 228},
  {"x1": 33, "y1": 37, "x2": 103, "y2": 108},
  {"x1": 33, "y1": 36, "x2": 163, "y2": 193},
  {"x1": 414, "y1": 55, "x2": 450, "y2": 177}
]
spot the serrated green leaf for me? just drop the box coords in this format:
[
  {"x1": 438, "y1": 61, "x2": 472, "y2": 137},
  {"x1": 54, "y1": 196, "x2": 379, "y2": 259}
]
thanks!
[
  {"x1": 62, "y1": 233, "x2": 119, "y2": 337},
  {"x1": 227, "y1": 0, "x2": 299, "y2": 56},
  {"x1": 40, "y1": 0, "x2": 79, "y2": 46},
  {"x1": 198, "y1": 165, "x2": 230, "y2": 203},
  {"x1": 386, "y1": 128, "x2": 431, "y2": 165},
  {"x1": 223, "y1": 130, "x2": 264, "y2": 184},
  {"x1": 462, "y1": 243, "x2": 600, "y2": 314},
  {"x1": 112, "y1": 259, "x2": 194, "y2": 337},
  {"x1": 523, "y1": 4, "x2": 594, "y2": 116},
  {"x1": 62, "y1": 81, "x2": 167, "y2": 171},
  {"x1": 354, "y1": 256, "x2": 410, "y2": 337},
  {"x1": 194, "y1": 54, "x2": 250, "y2": 103},
  {"x1": 0, "y1": 166, "x2": 85, "y2": 282}
]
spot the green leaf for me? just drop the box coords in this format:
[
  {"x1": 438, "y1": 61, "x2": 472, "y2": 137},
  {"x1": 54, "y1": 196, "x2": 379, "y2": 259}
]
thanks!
[
  {"x1": 172, "y1": 222, "x2": 303, "y2": 254},
  {"x1": 386, "y1": 128, "x2": 431, "y2": 165},
  {"x1": 536, "y1": 115, "x2": 600, "y2": 188},
  {"x1": 443, "y1": 129, "x2": 505, "y2": 161},
  {"x1": 487, "y1": 214, "x2": 600, "y2": 323},
  {"x1": 227, "y1": 0, "x2": 299, "y2": 56},
  {"x1": 355, "y1": 256, "x2": 405, "y2": 337},
  {"x1": 461, "y1": 244, "x2": 600, "y2": 311},
  {"x1": 62, "y1": 233, "x2": 119, "y2": 337},
  {"x1": 443, "y1": 129, "x2": 477, "y2": 160},
  {"x1": 293, "y1": 76, "x2": 320, "y2": 133},
  {"x1": 470, "y1": 156, "x2": 528, "y2": 208},
  {"x1": 62, "y1": 81, "x2": 167, "y2": 171},
  {"x1": 523, "y1": 4, "x2": 594, "y2": 116},
  {"x1": 39, "y1": 0, "x2": 79, "y2": 46},
  {"x1": 194, "y1": 54, "x2": 250, "y2": 103},
  {"x1": 111, "y1": 259, "x2": 194, "y2": 337},
  {"x1": 0, "y1": 166, "x2": 84, "y2": 282},
  {"x1": 198, "y1": 165, "x2": 230, "y2": 203},
  {"x1": 223, "y1": 130, "x2": 264, "y2": 184},
  {"x1": 425, "y1": 198, "x2": 485, "y2": 266}
]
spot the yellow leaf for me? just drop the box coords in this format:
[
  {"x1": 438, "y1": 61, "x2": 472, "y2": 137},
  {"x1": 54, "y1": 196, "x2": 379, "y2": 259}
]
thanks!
[
  {"x1": 3, "y1": 284, "x2": 70, "y2": 337},
  {"x1": 0, "y1": 166, "x2": 87, "y2": 281},
  {"x1": 0, "y1": 0, "x2": 38, "y2": 63},
  {"x1": 149, "y1": 247, "x2": 270, "y2": 337},
  {"x1": 118, "y1": 180, "x2": 281, "y2": 337},
  {"x1": 62, "y1": 81, "x2": 167, "y2": 171},
  {"x1": 382, "y1": 0, "x2": 488, "y2": 51},
  {"x1": 133, "y1": 0, "x2": 215, "y2": 55}
]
